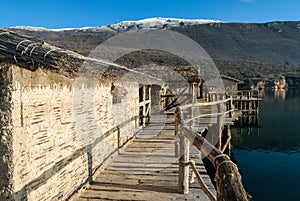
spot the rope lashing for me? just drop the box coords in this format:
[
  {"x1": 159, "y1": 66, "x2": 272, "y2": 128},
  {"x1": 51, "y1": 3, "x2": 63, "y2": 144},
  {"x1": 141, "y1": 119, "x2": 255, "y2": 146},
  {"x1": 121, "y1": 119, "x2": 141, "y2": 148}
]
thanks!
[
  {"x1": 213, "y1": 154, "x2": 230, "y2": 168},
  {"x1": 43, "y1": 49, "x2": 55, "y2": 63},
  {"x1": 29, "y1": 45, "x2": 39, "y2": 56},
  {"x1": 22, "y1": 42, "x2": 38, "y2": 55},
  {"x1": 16, "y1": 39, "x2": 31, "y2": 51},
  {"x1": 14, "y1": 39, "x2": 31, "y2": 64},
  {"x1": 216, "y1": 160, "x2": 238, "y2": 172}
]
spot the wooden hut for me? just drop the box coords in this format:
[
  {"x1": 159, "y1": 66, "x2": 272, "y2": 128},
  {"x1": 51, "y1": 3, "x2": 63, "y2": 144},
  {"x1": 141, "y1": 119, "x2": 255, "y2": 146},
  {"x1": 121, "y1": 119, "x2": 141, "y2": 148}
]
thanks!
[
  {"x1": 0, "y1": 29, "x2": 161, "y2": 200},
  {"x1": 221, "y1": 75, "x2": 244, "y2": 92}
]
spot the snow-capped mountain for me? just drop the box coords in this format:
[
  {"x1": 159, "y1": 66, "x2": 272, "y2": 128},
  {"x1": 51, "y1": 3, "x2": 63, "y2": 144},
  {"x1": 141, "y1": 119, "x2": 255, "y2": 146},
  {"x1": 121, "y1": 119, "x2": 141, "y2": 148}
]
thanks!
[
  {"x1": 10, "y1": 17, "x2": 221, "y2": 33},
  {"x1": 108, "y1": 17, "x2": 221, "y2": 31},
  {"x1": 9, "y1": 25, "x2": 103, "y2": 32}
]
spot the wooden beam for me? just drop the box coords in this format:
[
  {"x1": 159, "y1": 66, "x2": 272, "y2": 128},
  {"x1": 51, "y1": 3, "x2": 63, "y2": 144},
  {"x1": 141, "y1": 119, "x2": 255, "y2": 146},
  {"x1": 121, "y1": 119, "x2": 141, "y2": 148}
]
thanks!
[
  {"x1": 221, "y1": 125, "x2": 232, "y2": 153},
  {"x1": 145, "y1": 103, "x2": 151, "y2": 118},
  {"x1": 139, "y1": 100, "x2": 150, "y2": 107}
]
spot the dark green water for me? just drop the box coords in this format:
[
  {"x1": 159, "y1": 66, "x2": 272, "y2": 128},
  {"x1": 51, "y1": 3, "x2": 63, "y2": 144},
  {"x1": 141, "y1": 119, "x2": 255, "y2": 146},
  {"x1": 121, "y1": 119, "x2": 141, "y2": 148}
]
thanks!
[{"x1": 231, "y1": 89, "x2": 300, "y2": 201}]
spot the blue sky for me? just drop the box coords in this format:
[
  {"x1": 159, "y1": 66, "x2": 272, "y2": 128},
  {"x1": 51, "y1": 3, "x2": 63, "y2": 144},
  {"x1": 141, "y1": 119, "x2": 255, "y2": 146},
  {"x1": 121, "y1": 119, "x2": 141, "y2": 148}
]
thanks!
[{"x1": 1, "y1": 0, "x2": 300, "y2": 28}]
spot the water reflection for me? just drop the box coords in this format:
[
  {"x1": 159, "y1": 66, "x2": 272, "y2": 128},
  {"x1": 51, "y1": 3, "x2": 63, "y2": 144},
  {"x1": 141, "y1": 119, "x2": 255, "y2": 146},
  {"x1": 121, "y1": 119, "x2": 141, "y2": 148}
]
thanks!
[
  {"x1": 233, "y1": 115, "x2": 260, "y2": 136},
  {"x1": 274, "y1": 89, "x2": 287, "y2": 101},
  {"x1": 233, "y1": 149, "x2": 300, "y2": 201},
  {"x1": 232, "y1": 89, "x2": 300, "y2": 152},
  {"x1": 231, "y1": 89, "x2": 300, "y2": 201},
  {"x1": 258, "y1": 88, "x2": 265, "y2": 98}
]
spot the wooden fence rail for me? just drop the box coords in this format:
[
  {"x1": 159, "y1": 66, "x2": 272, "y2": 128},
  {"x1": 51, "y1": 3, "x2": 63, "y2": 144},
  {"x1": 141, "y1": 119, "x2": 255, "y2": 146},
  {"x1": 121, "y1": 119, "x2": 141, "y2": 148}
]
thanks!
[
  {"x1": 227, "y1": 90, "x2": 259, "y2": 99},
  {"x1": 226, "y1": 90, "x2": 262, "y2": 115},
  {"x1": 175, "y1": 99, "x2": 249, "y2": 201}
]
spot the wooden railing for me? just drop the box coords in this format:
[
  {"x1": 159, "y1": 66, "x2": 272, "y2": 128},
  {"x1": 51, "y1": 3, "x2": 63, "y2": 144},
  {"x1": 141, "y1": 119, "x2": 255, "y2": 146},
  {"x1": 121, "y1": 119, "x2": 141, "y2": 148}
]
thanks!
[
  {"x1": 226, "y1": 90, "x2": 261, "y2": 114},
  {"x1": 227, "y1": 90, "x2": 259, "y2": 100},
  {"x1": 174, "y1": 98, "x2": 249, "y2": 201},
  {"x1": 204, "y1": 93, "x2": 227, "y2": 102}
]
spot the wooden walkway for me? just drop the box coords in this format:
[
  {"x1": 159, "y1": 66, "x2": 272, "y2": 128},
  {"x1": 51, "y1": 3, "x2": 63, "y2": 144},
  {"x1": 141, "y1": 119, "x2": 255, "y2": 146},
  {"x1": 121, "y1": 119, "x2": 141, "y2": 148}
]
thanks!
[{"x1": 73, "y1": 113, "x2": 216, "y2": 201}]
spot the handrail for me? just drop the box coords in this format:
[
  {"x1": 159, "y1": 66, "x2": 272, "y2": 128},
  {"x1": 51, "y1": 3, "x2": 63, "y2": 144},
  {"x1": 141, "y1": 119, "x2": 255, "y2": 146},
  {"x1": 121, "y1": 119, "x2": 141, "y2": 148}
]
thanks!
[
  {"x1": 229, "y1": 90, "x2": 257, "y2": 93},
  {"x1": 226, "y1": 90, "x2": 259, "y2": 99},
  {"x1": 184, "y1": 109, "x2": 234, "y2": 123},
  {"x1": 175, "y1": 105, "x2": 249, "y2": 201},
  {"x1": 184, "y1": 109, "x2": 234, "y2": 124},
  {"x1": 182, "y1": 98, "x2": 233, "y2": 125},
  {"x1": 180, "y1": 98, "x2": 231, "y2": 110}
]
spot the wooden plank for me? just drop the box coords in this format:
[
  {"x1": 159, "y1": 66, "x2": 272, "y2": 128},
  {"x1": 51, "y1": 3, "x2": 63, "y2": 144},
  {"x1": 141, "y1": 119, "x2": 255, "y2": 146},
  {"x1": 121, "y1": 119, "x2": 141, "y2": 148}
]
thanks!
[{"x1": 74, "y1": 113, "x2": 215, "y2": 201}]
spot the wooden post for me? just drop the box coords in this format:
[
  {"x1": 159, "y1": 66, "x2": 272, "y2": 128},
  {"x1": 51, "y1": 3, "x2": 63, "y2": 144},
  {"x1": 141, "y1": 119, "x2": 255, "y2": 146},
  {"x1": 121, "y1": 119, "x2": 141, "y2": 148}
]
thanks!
[
  {"x1": 191, "y1": 83, "x2": 196, "y2": 128},
  {"x1": 178, "y1": 135, "x2": 190, "y2": 194},
  {"x1": 163, "y1": 87, "x2": 166, "y2": 109},
  {"x1": 142, "y1": 85, "x2": 146, "y2": 127},
  {"x1": 176, "y1": 107, "x2": 190, "y2": 194},
  {"x1": 217, "y1": 103, "x2": 224, "y2": 150},
  {"x1": 197, "y1": 82, "x2": 201, "y2": 98},
  {"x1": 175, "y1": 108, "x2": 179, "y2": 157},
  {"x1": 229, "y1": 97, "x2": 233, "y2": 118},
  {"x1": 148, "y1": 85, "x2": 151, "y2": 122},
  {"x1": 160, "y1": 85, "x2": 166, "y2": 109}
]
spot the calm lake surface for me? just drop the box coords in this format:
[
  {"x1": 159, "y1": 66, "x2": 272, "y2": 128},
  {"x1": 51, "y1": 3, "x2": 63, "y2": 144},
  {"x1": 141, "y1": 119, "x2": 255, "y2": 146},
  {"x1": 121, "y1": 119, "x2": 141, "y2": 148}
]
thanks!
[{"x1": 231, "y1": 89, "x2": 300, "y2": 201}]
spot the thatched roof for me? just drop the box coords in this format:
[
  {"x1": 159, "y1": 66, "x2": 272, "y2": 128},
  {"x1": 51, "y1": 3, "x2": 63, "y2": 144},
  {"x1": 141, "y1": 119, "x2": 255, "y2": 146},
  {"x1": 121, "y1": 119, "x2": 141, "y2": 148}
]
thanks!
[
  {"x1": 0, "y1": 29, "x2": 162, "y2": 84},
  {"x1": 221, "y1": 75, "x2": 244, "y2": 84}
]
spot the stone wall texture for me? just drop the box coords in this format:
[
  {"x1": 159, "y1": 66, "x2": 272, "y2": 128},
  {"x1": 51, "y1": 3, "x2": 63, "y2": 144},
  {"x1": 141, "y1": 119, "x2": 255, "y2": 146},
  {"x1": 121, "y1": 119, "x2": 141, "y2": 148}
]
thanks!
[
  {"x1": 0, "y1": 63, "x2": 13, "y2": 201},
  {"x1": 0, "y1": 62, "x2": 140, "y2": 200}
]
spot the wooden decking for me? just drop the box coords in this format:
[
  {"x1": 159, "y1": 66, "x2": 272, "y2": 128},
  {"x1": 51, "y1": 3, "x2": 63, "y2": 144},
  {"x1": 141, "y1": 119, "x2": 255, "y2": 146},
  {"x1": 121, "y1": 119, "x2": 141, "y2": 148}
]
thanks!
[{"x1": 73, "y1": 114, "x2": 216, "y2": 201}]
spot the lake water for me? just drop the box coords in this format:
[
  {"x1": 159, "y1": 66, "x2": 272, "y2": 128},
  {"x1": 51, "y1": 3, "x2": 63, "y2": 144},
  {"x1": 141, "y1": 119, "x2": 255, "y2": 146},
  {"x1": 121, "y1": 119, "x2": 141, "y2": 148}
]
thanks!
[{"x1": 231, "y1": 89, "x2": 300, "y2": 201}]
